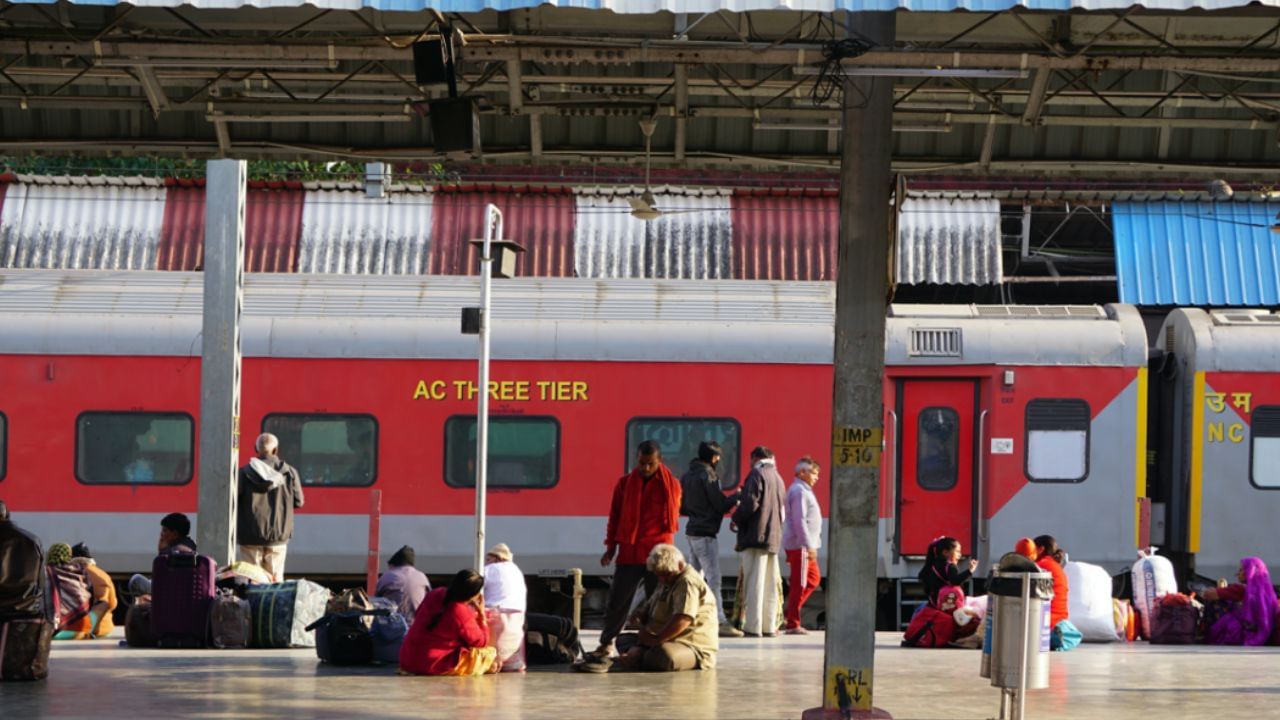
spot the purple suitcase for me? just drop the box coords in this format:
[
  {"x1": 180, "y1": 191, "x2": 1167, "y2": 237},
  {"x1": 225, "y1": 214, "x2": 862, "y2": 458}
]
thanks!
[{"x1": 150, "y1": 552, "x2": 217, "y2": 648}]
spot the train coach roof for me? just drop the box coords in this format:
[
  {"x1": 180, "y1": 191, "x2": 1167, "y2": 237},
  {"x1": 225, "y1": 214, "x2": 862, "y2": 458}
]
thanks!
[
  {"x1": 0, "y1": 270, "x2": 1144, "y2": 366},
  {"x1": 1160, "y1": 308, "x2": 1280, "y2": 373}
]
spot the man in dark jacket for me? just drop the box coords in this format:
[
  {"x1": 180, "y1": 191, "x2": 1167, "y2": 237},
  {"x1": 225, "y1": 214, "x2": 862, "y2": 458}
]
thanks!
[
  {"x1": 731, "y1": 446, "x2": 787, "y2": 637},
  {"x1": 237, "y1": 433, "x2": 304, "y2": 581},
  {"x1": 679, "y1": 441, "x2": 742, "y2": 637}
]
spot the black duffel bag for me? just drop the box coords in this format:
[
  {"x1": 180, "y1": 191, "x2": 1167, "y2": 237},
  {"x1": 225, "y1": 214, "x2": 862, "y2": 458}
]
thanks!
[{"x1": 306, "y1": 609, "x2": 387, "y2": 666}]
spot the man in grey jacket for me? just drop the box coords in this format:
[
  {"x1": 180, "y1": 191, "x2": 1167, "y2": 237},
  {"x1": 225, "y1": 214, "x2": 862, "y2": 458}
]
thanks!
[
  {"x1": 679, "y1": 441, "x2": 742, "y2": 638},
  {"x1": 731, "y1": 446, "x2": 787, "y2": 637},
  {"x1": 237, "y1": 433, "x2": 304, "y2": 581}
]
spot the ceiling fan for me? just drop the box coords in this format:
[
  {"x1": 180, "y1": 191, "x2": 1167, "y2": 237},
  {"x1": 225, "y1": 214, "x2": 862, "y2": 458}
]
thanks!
[
  {"x1": 625, "y1": 117, "x2": 710, "y2": 222},
  {"x1": 626, "y1": 118, "x2": 665, "y2": 221}
]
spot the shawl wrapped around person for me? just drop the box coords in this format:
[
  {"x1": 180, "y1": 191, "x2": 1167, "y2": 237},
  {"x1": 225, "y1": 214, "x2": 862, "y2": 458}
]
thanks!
[
  {"x1": 1207, "y1": 557, "x2": 1277, "y2": 647},
  {"x1": 605, "y1": 464, "x2": 682, "y2": 566}
]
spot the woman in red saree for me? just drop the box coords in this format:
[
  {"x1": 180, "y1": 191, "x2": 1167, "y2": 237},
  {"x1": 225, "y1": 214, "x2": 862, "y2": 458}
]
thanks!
[{"x1": 399, "y1": 570, "x2": 498, "y2": 676}]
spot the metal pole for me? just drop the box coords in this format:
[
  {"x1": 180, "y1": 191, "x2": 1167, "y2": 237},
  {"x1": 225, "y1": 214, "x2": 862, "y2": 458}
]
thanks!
[
  {"x1": 197, "y1": 159, "x2": 246, "y2": 567},
  {"x1": 805, "y1": 11, "x2": 896, "y2": 720},
  {"x1": 1016, "y1": 573, "x2": 1033, "y2": 720},
  {"x1": 474, "y1": 203, "x2": 503, "y2": 572},
  {"x1": 366, "y1": 489, "x2": 383, "y2": 596}
]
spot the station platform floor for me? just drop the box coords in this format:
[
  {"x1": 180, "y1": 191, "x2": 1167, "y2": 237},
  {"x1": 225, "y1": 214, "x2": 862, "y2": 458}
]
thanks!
[{"x1": 2, "y1": 629, "x2": 1275, "y2": 719}]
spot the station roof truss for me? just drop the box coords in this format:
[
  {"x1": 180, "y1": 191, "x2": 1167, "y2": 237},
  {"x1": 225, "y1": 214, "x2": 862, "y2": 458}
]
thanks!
[{"x1": 1, "y1": 2, "x2": 1280, "y2": 179}]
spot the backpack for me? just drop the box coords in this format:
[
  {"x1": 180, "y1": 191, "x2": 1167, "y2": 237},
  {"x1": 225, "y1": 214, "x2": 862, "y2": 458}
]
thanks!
[
  {"x1": 307, "y1": 611, "x2": 381, "y2": 666},
  {"x1": 902, "y1": 606, "x2": 957, "y2": 648},
  {"x1": 48, "y1": 564, "x2": 91, "y2": 630},
  {"x1": 209, "y1": 591, "x2": 252, "y2": 649},
  {"x1": 369, "y1": 597, "x2": 408, "y2": 665},
  {"x1": 524, "y1": 613, "x2": 580, "y2": 665},
  {"x1": 125, "y1": 602, "x2": 156, "y2": 648}
]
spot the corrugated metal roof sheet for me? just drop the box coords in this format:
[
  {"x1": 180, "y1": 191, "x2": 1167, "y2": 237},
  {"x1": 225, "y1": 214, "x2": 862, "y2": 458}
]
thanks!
[
  {"x1": 429, "y1": 188, "x2": 575, "y2": 277},
  {"x1": 299, "y1": 189, "x2": 434, "y2": 275},
  {"x1": 0, "y1": 182, "x2": 165, "y2": 270},
  {"x1": 896, "y1": 198, "x2": 1003, "y2": 286},
  {"x1": 574, "y1": 189, "x2": 732, "y2": 279},
  {"x1": 1113, "y1": 201, "x2": 1280, "y2": 306},
  {"x1": 732, "y1": 191, "x2": 837, "y2": 281},
  {"x1": 7, "y1": 0, "x2": 1275, "y2": 12},
  {"x1": 157, "y1": 184, "x2": 304, "y2": 272}
]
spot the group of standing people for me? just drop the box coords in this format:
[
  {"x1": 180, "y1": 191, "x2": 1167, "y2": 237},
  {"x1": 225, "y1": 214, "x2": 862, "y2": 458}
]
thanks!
[{"x1": 583, "y1": 439, "x2": 825, "y2": 671}]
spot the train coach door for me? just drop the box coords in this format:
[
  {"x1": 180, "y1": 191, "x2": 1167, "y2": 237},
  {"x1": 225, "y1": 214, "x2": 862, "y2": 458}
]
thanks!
[{"x1": 897, "y1": 379, "x2": 978, "y2": 556}]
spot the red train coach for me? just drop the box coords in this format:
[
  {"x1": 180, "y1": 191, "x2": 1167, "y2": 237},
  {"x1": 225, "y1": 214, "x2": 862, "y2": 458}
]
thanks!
[{"x1": 0, "y1": 270, "x2": 1148, "y2": 591}]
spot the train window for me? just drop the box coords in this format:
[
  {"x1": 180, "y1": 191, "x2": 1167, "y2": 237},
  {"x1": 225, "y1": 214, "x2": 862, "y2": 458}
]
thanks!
[
  {"x1": 626, "y1": 418, "x2": 741, "y2": 490},
  {"x1": 1025, "y1": 399, "x2": 1091, "y2": 483},
  {"x1": 262, "y1": 414, "x2": 378, "y2": 487},
  {"x1": 1250, "y1": 407, "x2": 1280, "y2": 489},
  {"x1": 916, "y1": 407, "x2": 959, "y2": 490},
  {"x1": 75, "y1": 412, "x2": 193, "y2": 485},
  {"x1": 0, "y1": 412, "x2": 6, "y2": 481},
  {"x1": 444, "y1": 416, "x2": 559, "y2": 489}
]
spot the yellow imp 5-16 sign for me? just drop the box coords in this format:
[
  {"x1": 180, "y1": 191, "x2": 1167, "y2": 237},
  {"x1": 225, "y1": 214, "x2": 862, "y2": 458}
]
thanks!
[{"x1": 413, "y1": 379, "x2": 590, "y2": 402}]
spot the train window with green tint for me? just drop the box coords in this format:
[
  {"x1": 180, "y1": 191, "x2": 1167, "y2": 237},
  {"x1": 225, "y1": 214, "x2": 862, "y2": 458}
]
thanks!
[
  {"x1": 0, "y1": 412, "x2": 6, "y2": 481},
  {"x1": 262, "y1": 414, "x2": 378, "y2": 487},
  {"x1": 1250, "y1": 406, "x2": 1280, "y2": 489},
  {"x1": 1025, "y1": 399, "x2": 1091, "y2": 483},
  {"x1": 75, "y1": 412, "x2": 194, "y2": 485},
  {"x1": 916, "y1": 407, "x2": 959, "y2": 491},
  {"x1": 444, "y1": 416, "x2": 559, "y2": 489},
  {"x1": 625, "y1": 417, "x2": 742, "y2": 490}
]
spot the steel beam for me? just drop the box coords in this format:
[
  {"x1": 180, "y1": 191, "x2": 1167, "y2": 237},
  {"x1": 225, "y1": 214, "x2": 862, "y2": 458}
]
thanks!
[
  {"x1": 197, "y1": 159, "x2": 247, "y2": 568},
  {"x1": 7, "y1": 38, "x2": 1280, "y2": 74},
  {"x1": 1021, "y1": 67, "x2": 1050, "y2": 126},
  {"x1": 674, "y1": 64, "x2": 688, "y2": 163},
  {"x1": 133, "y1": 64, "x2": 170, "y2": 117}
]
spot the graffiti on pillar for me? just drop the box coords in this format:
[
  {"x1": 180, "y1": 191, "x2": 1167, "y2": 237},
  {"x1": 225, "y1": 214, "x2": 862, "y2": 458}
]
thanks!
[{"x1": 828, "y1": 666, "x2": 872, "y2": 716}]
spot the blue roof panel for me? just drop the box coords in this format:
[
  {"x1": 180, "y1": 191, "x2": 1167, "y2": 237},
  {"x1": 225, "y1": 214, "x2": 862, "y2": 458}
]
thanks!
[
  {"x1": 1113, "y1": 202, "x2": 1280, "y2": 307},
  {"x1": 4, "y1": 0, "x2": 1279, "y2": 12}
]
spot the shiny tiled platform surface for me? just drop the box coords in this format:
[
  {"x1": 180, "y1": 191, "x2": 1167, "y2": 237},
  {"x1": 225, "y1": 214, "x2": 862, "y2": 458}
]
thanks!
[{"x1": 2, "y1": 631, "x2": 1277, "y2": 719}]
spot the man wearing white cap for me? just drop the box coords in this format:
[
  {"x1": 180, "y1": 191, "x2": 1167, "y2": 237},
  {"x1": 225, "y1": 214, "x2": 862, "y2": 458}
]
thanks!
[{"x1": 484, "y1": 543, "x2": 527, "y2": 672}]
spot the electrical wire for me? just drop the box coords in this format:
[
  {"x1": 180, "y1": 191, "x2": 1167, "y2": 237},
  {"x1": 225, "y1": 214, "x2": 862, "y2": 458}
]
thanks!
[{"x1": 811, "y1": 37, "x2": 873, "y2": 107}]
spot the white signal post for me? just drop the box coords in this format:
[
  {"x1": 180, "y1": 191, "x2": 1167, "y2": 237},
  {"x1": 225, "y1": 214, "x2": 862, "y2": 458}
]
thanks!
[{"x1": 474, "y1": 203, "x2": 503, "y2": 572}]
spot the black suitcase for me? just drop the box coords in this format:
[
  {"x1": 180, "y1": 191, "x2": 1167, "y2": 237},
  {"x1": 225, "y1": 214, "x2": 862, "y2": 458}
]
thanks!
[{"x1": 0, "y1": 618, "x2": 54, "y2": 681}]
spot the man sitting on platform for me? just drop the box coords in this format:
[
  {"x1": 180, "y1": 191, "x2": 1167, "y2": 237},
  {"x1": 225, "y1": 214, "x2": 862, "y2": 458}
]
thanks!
[{"x1": 580, "y1": 543, "x2": 718, "y2": 673}]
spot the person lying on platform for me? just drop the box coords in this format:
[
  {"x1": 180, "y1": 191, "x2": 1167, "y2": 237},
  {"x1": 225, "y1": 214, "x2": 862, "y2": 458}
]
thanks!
[
  {"x1": 578, "y1": 543, "x2": 718, "y2": 673},
  {"x1": 398, "y1": 570, "x2": 498, "y2": 676}
]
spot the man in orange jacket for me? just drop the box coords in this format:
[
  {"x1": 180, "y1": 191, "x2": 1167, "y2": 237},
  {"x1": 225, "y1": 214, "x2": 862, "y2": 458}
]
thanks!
[{"x1": 590, "y1": 440, "x2": 681, "y2": 660}]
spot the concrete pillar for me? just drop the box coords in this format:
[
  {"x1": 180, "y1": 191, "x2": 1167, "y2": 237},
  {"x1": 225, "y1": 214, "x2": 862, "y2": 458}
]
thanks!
[
  {"x1": 197, "y1": 159, "x2": 247, "y2": 566},
  {"x1": 804, "y1": 11, "x2": 896, "y2": 720}
]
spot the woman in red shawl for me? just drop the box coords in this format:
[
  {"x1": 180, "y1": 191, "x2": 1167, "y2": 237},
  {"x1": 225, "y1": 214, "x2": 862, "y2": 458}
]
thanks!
[{"x1": 399, "y1": 570, "x2": 498, "y2": 676}]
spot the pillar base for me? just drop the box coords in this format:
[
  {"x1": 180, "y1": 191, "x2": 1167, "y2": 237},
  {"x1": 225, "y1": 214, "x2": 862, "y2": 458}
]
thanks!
[{"x1": 801, "y1": 707, "x2": 892, "y2": 719}]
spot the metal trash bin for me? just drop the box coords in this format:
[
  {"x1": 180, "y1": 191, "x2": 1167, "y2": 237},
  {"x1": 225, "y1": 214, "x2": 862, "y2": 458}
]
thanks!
[{"x1": 983, "y1": 554, "x2": 1054, "y2": 720}]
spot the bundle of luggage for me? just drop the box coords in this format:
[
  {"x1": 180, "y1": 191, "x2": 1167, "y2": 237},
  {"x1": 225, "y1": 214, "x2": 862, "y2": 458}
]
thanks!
[
  {"x1": 0, "y1": 530, "x2": 56, "y2": 681},
  {"x1": 307, "y1": 588, "x2": 407, "y2": 665},
  {"x1": 125, "y1": 551, "x2": 330, "y2": 649}
]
